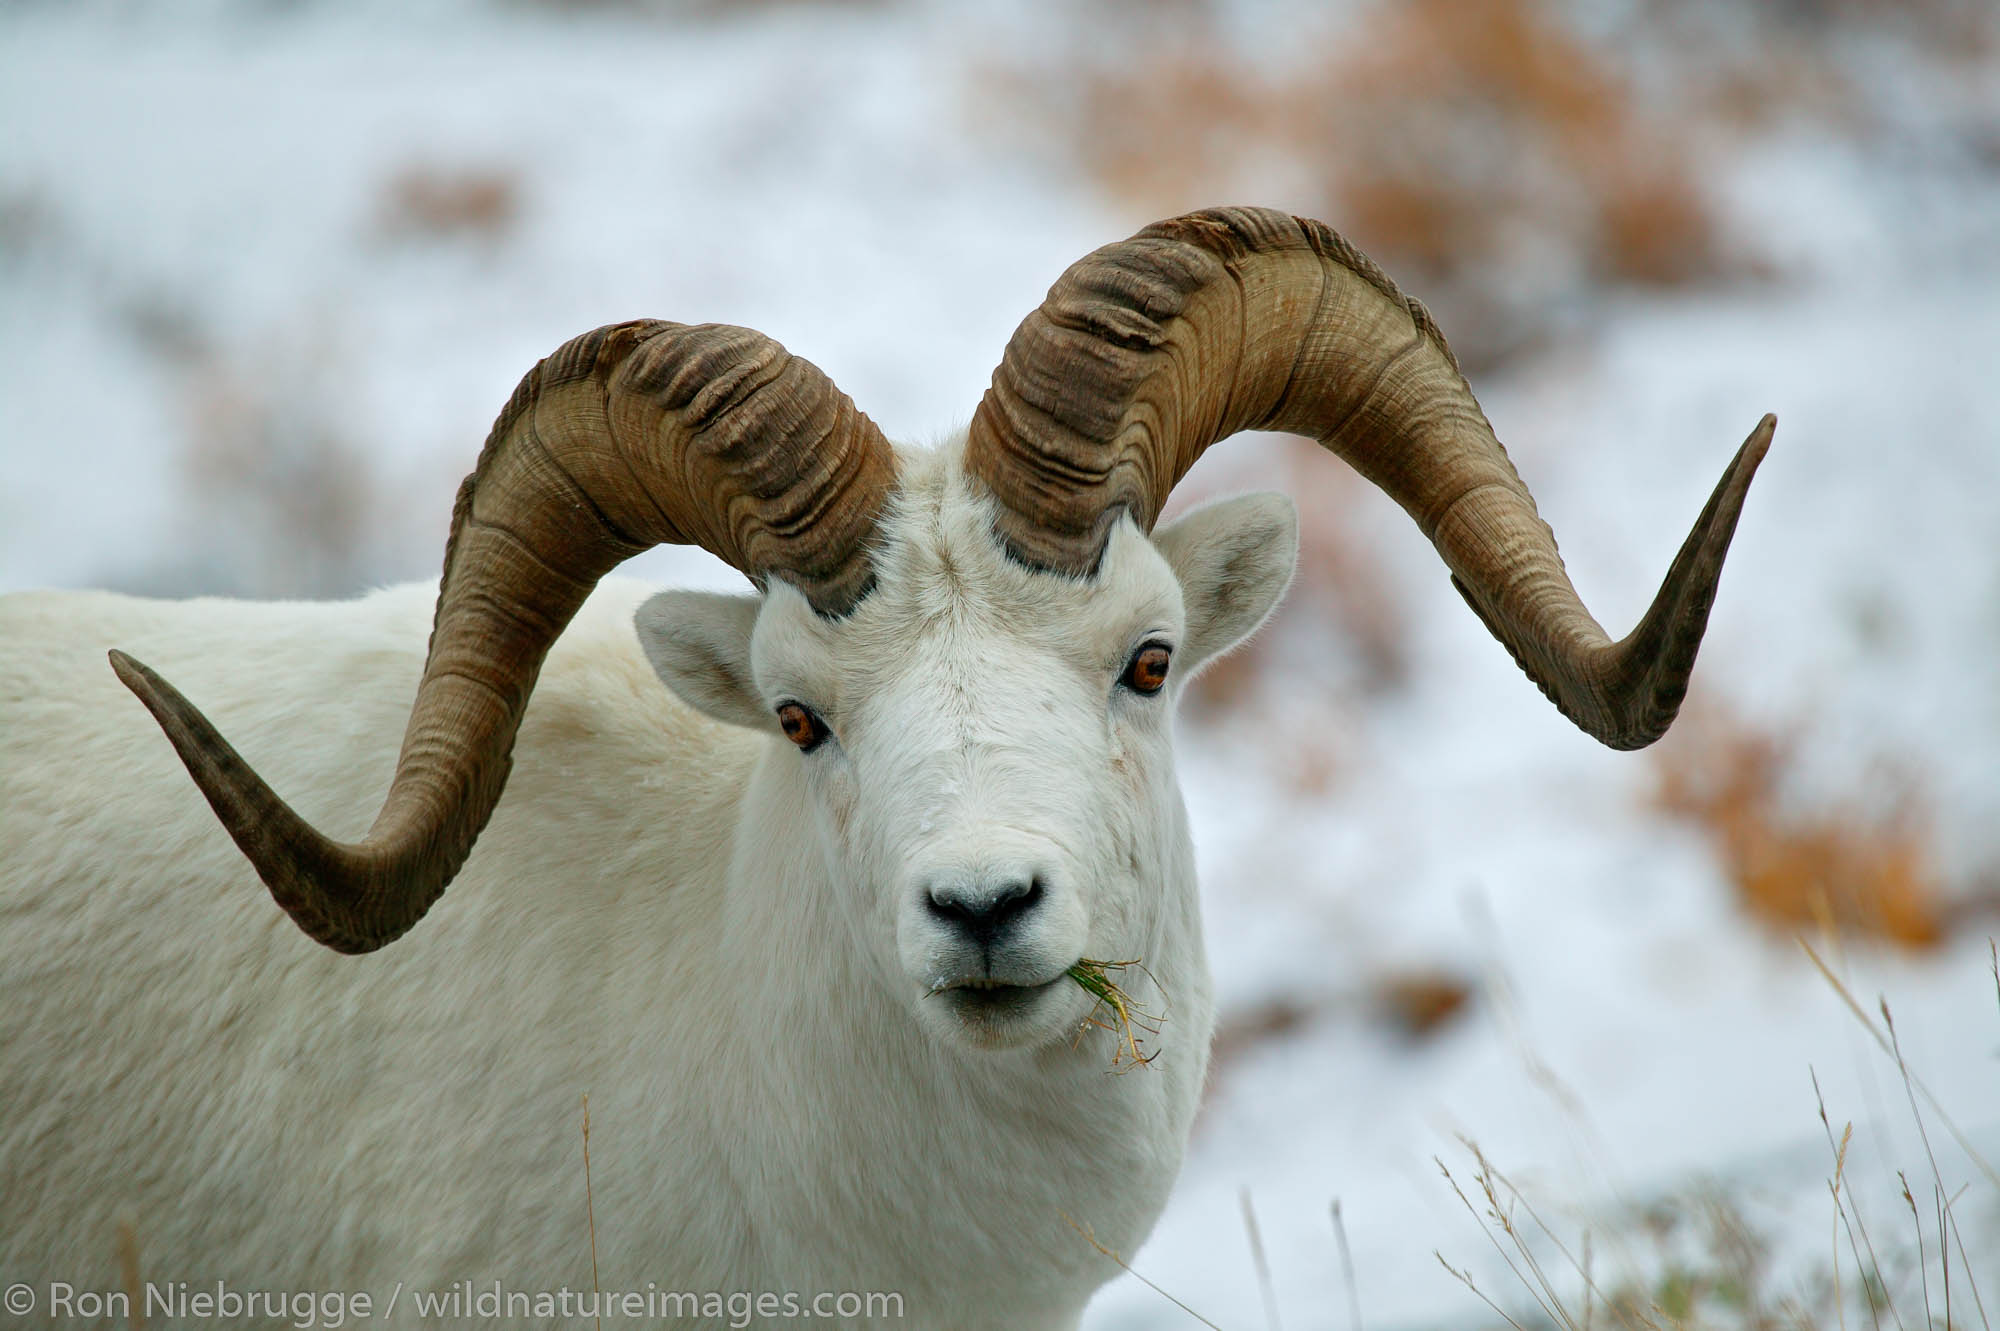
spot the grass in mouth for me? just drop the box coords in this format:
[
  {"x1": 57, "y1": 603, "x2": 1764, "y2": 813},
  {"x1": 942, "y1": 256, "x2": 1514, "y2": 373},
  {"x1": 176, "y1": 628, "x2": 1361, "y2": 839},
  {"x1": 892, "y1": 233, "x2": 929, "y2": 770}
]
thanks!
[{"x1": 1067, "y1": 959, "x2": 1164, "y2": 1072}]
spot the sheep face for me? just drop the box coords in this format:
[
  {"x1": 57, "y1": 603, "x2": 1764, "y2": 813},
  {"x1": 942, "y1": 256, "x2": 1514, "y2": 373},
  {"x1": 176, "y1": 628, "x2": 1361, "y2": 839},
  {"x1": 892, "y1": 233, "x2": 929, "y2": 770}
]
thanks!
[{"x1": 639, "y1": 449, "x2": 1297, "y2": 1053}]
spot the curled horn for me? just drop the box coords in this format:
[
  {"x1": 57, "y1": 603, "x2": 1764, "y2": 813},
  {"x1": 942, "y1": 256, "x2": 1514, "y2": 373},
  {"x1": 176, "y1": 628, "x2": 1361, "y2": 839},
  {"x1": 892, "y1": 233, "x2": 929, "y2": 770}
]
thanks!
[
  {"x1": 113, "y1": 320, "x2": 895, "y2": 953},
  {"x1": 965, "y1": 207, "x2": 1771, "y2": 750}
]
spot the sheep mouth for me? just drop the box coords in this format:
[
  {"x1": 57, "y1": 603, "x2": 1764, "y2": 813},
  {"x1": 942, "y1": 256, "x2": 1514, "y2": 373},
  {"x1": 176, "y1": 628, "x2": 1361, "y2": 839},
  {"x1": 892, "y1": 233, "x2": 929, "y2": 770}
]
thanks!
[{"x1": 932, "y1": 975, "x2": 1063, "y2": 1023}]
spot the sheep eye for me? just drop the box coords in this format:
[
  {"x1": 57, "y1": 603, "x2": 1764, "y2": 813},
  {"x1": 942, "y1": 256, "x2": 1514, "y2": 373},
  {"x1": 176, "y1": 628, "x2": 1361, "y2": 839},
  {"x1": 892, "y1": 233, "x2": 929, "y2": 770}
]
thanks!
[
  {"x1": 775, "y1": 702, "x2": 829, "y2": 752},
  {"x1": 1120, "y1": 642, "x2": 1172, "y2": 696}
]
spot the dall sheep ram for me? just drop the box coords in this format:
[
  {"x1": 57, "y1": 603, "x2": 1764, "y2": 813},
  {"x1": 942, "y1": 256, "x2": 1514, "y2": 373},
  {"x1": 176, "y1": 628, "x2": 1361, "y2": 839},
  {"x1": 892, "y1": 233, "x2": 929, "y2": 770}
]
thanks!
[{"x1": 0, "y1": 208, "x2": 1771, "y2": 1329}]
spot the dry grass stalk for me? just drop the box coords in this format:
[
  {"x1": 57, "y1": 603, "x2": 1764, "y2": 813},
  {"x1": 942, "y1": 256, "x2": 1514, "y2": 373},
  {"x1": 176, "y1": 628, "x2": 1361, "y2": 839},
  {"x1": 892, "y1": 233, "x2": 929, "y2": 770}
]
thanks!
[
  {"x1": 1057, "y1": 1210, "x2": 1226, "y2": 1331},
  {"x1": 1067, "y1": 958, "x2": 1165, "y2": 1071},
  {"x1": 1436, "y1": 1141, "x2": 1636, "y2": 1331},
  {"x1": 581, "y1": 1093, "x2": 602, "y2": 1331},
  {"x1": 1331, "y1": 1199, "x2": 1364, "y2": 1331},
  {"x1": 1809, "y1": 1028, "x2": 1993, "y2": 1331},
  {"x1": 1440, "y1": 1141, "x2": 1831, "y2": 1330},
  {"x1": 117, "y1": 1219, "x2": 146, "y2": 1331},
  {"x1": 1801, "y1": 939, "x2": 2000, "y2": 1197},
  {"x1": 1652, "y1": 709, "x2": 1950, "y2": 949},
  {"x1": 1436, "y1": 960, "x2": 1996, "y2": 1330},
  {"x1": 1240, "y1": 1188, "x2": 1283, "y2": 1331}
]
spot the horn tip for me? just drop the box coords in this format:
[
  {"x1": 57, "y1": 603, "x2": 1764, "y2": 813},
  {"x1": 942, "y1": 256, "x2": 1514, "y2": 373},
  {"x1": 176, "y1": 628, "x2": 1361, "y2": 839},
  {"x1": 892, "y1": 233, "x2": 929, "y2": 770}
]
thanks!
[
  {"x1": 1714, "y1": 411, "x2": 1777, "y2": 525},
  {"x1": 1744, "y1": 412, "x2": 1777, "y2": 461},
  {"x1": 107, "y1": 647, "x2": 143, "y2": 686},
  {"x1": 109, "y1": 648, "x2": 177, "y2": 718}
]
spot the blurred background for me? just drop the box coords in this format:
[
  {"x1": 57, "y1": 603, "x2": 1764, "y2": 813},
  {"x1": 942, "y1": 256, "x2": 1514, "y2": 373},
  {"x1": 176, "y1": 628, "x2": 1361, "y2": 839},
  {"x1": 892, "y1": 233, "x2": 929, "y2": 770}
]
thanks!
[{"x1": 3, "y1": 0, "x2": 1997, "y2": 1325}]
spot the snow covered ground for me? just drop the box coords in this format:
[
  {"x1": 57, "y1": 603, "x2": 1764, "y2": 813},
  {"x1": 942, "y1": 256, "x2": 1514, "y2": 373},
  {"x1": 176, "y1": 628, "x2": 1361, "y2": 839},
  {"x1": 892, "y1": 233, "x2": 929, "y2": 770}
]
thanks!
[{"x1": 4, "y1": 3, "x2": 1996, "y2": 1326}]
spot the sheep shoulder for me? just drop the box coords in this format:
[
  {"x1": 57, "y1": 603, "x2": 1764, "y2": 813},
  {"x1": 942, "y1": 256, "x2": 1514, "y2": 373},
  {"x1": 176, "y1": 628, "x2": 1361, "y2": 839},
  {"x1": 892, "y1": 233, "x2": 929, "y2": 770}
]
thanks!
[{"x1": 0, "y1": 577, "x2": 757, "y2": 1291}]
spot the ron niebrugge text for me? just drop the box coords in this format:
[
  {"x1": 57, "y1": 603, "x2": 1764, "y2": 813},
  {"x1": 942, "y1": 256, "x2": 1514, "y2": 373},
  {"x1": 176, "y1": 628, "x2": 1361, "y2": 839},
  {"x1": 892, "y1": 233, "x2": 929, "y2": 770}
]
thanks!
[{"x1": 19, "y1": 1280, "x2": 904, "y2": 1326}]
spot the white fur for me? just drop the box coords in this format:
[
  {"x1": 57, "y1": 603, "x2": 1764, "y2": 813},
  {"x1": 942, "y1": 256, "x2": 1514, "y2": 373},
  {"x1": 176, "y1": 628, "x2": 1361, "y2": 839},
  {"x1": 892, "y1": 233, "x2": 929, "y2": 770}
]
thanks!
[{"x1": 0, "y1": 443, "x2": 1296, "y2": 1330}]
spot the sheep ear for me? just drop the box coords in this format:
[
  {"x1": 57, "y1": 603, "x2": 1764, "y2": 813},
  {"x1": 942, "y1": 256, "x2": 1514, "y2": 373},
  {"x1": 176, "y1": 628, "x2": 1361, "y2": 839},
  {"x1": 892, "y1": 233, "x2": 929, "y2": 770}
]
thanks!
[
  {"x1": 635, "y1": 591, "x2": 771, "y2": 731},
  {"x1": 1152, "y1": 492, "x2": 1298, "y2": 677}
]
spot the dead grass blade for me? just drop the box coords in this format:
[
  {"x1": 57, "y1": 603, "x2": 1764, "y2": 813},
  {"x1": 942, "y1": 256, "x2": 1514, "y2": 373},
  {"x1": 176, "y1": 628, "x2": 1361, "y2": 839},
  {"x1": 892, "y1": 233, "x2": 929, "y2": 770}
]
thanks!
[
  {"x1": 1456, "y1": 1140, "x2": 1654, "y2": 1331},
  {"x1": 1436, "y1": 1155, "x2": 1572, "y2": 1330},
  {"x1": 1239, "y1": 1188, "x2": 1282, "y2": 1331},
  {"x1": 1881, "y1": 1005, "x2": 1990, "y2": 1331},
  {"x1": 1436, "y1": 1250, "x2": 1537, "y2": 1331},
  {"x1": 582, "y1": 1093, "x2": 602, "y2": 1331},
  {"x1": 1330, "y1": 1199, "x2": 1363, "y2": 1331},
  {"x1": 1068, "y1": 958, "x2": 1165, "y2": 1071},
  {"x1": 1059, "y1": 1210, "x2": 1228, "y2": 1331},
  {"x1": 1815, "y1": 1070, "x2": 1894, "y2": 1331},
  {"x1": 1800, "y1": 938, "x2": 2000, "y2": 1191},
  {"x1": 117, "y1": 1219, "x2": 146, "y2": 1331}
]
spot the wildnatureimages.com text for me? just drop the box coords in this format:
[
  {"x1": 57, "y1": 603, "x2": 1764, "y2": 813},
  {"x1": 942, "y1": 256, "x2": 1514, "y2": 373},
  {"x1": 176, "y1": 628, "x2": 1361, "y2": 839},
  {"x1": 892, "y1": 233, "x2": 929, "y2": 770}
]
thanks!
[{"x1": 27, "y1": 1279, "x2": 905, "y2": 1327}]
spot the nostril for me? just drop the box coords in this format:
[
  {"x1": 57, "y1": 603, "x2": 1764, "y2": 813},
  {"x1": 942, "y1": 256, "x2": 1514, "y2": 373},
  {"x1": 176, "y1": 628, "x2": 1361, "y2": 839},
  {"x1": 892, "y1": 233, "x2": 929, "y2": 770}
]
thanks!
[
  {"x1": 926, "y1": 875, "x2": 1044, "y2": 949},
  {"x1": 988, "y1": 876, "x2": 1038, "y2": 931},
  {"x1": 924, "y1": 890, "x2": 971, "y2": 927}
]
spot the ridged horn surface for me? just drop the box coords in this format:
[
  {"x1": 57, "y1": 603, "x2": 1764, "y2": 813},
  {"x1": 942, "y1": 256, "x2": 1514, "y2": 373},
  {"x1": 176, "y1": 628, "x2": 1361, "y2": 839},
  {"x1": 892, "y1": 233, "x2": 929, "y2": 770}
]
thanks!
[
  {"x1": 965, "y1": 206, "x2": 1771, "y2": 750},
  {"x1": 114, "y1": 320, "x2": 895, "y2": 952}
]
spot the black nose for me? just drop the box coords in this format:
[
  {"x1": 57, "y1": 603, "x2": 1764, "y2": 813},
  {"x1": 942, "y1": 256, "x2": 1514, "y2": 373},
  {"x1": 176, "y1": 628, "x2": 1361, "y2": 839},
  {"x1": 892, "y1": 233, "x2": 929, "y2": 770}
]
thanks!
[{"x1": 926, "y1": 876, "x2": 1043, "y2": 951}]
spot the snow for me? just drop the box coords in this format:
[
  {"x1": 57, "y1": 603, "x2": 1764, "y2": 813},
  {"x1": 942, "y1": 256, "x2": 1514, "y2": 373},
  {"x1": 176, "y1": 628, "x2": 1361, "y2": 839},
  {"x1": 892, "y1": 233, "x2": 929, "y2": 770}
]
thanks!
[{"x1": 4, "y1": 4, "x2": 1995, "y2": 1326}]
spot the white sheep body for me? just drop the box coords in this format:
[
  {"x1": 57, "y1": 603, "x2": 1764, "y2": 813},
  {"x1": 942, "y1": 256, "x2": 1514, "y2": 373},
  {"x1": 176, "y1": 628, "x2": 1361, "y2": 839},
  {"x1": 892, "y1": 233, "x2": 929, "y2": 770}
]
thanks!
[{"x1": 0, "y1": 446, "x2": 1279, "y2": 1329}]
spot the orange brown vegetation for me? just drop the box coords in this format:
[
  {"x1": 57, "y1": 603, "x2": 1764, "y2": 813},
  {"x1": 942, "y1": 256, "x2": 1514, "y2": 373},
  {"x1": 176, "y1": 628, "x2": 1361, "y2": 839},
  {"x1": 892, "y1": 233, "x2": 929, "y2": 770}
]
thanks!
[
  {"x1": 1208, "y1": 994, "x2": 1313, "y2": 1075},
  {"x1": 988, "y1": 0, "x2": 1733, "y2": 368},
  {"x1": 1651, "y1": 707, "x2": 1951, "y2": 949},
  {"x1": 1370, "y1": 967, "x2": 1474, "y2": 1040},
  {"x1": 984, "y1": 0, "x2": 2000, "y2": 369},
  {"x1": 1323, "y1": 0, "x2": 1720, "y2": 291},
  {"x1": 1207, "y1": 966, "x2": 1471, "y2": 1084},
  {"x1": 1182, "y1": 434, "x2": 1411, "y2": 737},
  {"x1": 378, "y1": 165, "x2": 520, "y2": 241}
]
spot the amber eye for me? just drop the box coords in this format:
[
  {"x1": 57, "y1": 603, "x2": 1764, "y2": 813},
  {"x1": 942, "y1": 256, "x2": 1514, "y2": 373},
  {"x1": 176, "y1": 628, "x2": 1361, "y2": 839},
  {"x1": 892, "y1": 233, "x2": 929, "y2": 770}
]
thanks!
[
  {"x1": 775, "y1": 702, "x2": 829, "y2": 752},
  {"x1": 1120, "y1": 642, "x2": 1172, "y2": 695}
]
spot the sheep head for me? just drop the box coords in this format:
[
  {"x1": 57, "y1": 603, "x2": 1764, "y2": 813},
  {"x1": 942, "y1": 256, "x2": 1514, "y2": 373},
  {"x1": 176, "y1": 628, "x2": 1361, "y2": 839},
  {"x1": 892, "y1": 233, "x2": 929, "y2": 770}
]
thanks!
[
  {"x1": 112, "y1": 207, "x2": 1772, "y2": 993},
  {"x1": 636, "y1": 455, "x2": 1295, "y2": 1051}
]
